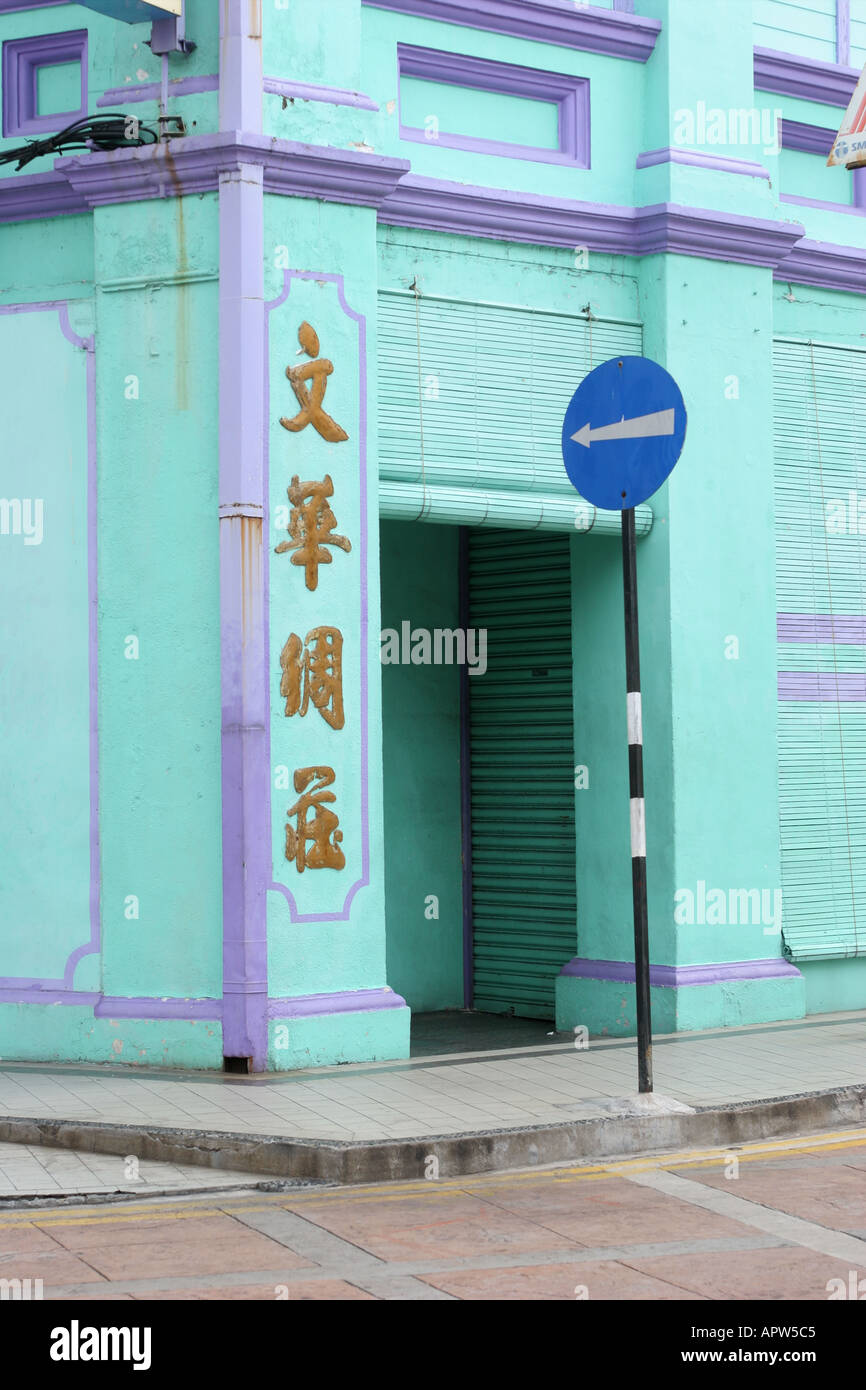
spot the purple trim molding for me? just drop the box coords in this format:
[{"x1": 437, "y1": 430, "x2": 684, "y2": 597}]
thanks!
[
  {"x1": 397, "y1": 43, "x2": 590, "y2": 167},
  {"x1": 559, "y1": 957, "x2": 802, "y2": 986},
  {"x1": 217, "y1": 4, "x2": 267, "y2": 1069},
  {"x1": 93, "y1": 997, "x2": 222, "y2": 1020},
  {"x1": 779, "y1": 672, "x2": 866, "y2": 701},
  {"x1": 363, "y1": 0, "x2": 661, "y2": 62},
  {"x1": 53, "y1": 133, "x2": 410, "y2": 209},
  {"x1": 267, "y1": 988, "x2": 407, "y2": 1019},
  {"x1": 775, "y1": 236, "x2": 866, "y2": 292},
  {"x1": 781, "y1": 119, "x2": 836, "y2": 156},
  {"x1": 2, "y1": 29, "x2": 87, "y2": 139},
  {"x1": 263, "y1": 77, "x2": 379, "y2": 111},
  {"x1": 0, "y1": 299, "x2": 100, "y2": 997},
  {"x1": 754, "y1": 46, "x2": 860, "y2": 108},
  {"x1": 0, "y1": 169, "x2": 89, "y2": 221},
  {"x1": 97, "y1": 75, "x2": 219, "y2": 107},
  {"x1": 218, "y1": 156, "x2": 268, "y2": 1068},
  {"x1": 379, "y1": 176, "x2": 806, "y2": 267},
  {"x1": 838, "y1": 0, "x2": 851, "y2": 68},
  {"x1": 0, "y1": 1, "x2": 66, "y2": 8},
  {"x1": 636, "y1": 147, "x2": 771, "y2": 180},
  {"x1": 778, "y1": 613, "x2": 866, "y2": 643},
  {"x1": 265, "y1": 270, "x2": 371, "y2": 923},
  {"x1": 220, "y1": 0, "x2": 262, "y2": 134}
]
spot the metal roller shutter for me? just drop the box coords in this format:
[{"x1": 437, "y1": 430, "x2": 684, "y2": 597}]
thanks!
[
  {"x1": 774, "y1": 337, "x2": 866, "y2": 960},
  {"x1": 377, "y1": 289, "x2": 643, "y2": 506},
  {"x1": 467, "y1": 528, "x2": 577, "y2": 1016}
]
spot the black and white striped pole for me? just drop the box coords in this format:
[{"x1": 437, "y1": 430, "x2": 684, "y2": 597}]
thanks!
[
  {"x1": 622, "y1": 506, "x2": 652, "y2": 1093},
  {"x1": 562, "y1": 355, "x2": 687, "y2": 1100}
]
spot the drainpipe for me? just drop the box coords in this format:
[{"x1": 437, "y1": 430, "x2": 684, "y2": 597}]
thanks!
[{"x1": 218, "y1": 1, "x2": 267, "y2": 1071}]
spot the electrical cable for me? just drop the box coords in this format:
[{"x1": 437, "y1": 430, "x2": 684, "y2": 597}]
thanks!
[{"x1": 0, "y1": 112, "x2": 159, "y2": 172}]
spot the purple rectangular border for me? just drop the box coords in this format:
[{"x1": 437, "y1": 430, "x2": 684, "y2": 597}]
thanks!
[
  {"x1": 2, "y1": 29, "x2": 87, "y2": 139},
  {"x1": 780, "y1": 117, "x2": 865, "y2": 215},
  {"x1": 264, "y1": 270, "x2": 371, "y2": 925},
  {"x1": 0, "y1": 300, "x2": 100, "y2": 1001},
  {"x1": 397, "y1": 43, "x2": 590, "y2": 168}
]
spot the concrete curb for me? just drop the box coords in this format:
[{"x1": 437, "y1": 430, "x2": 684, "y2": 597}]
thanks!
[{"x1": 1, "y1": 1084, "x2": 865, "y2": 1185}]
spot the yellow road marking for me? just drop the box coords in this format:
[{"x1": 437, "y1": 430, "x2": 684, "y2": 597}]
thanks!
[{"x1": 0, "y1": 1126, "x2": 864, "y2": 1229}]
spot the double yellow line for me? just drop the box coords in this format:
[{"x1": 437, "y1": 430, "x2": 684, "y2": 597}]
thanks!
[{"x1": 1, "y1": 1125, "x2": 864, "y2": 1230}]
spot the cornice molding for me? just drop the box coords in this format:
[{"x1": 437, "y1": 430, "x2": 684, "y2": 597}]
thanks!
[
  {"x1": 754, "y1": 45, "x2": 860, "y2": 107},
  {"x1": 379, "y1": 174, "x2": 807, "y2": 270},
  {"x1": 378, "y1": 172, "x2": 636, "y2": 249},
  {"x1": 2, "y1": 144, "x2": 863, "y2": 297},
  {"x1": 362, "y1": 0, "x2": 661, "y2": 62},
  {"x1": 54, "y1": 132, "x2": 410, "y2": 209},
  {"x1": 635, "y1": 202, "x2": 806, "y2": 269},
  {"x1": 776, "y1": 236, "x2": 866, "y2": 293}
]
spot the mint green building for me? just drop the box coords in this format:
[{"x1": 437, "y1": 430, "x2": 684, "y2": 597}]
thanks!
[{"x1": 1, "y1": 0, "x2": 865, "y2": 1072}]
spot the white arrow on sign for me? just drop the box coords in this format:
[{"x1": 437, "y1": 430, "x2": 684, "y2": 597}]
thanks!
[{"x1": 571, "y1": 407, "x2": 675, "y2": 449}]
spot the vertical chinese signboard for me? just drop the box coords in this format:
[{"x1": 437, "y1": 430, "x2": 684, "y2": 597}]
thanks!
[{"x1": 266, "y1": 271, "x2": 369, "y2": 945}]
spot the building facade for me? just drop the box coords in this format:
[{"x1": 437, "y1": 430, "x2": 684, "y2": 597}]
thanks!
[{"x1": 1, "y1": 0, "x2": 865, "y2": 1072}]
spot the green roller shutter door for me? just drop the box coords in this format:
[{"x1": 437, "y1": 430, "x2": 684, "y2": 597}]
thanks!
[
  {"x1": 467, "y1": 528, "x2": 577, "y2": 1017},
  {"x1": 377, "y1": 290, "x2": 643, "y2": 506},
  {"x1": 774, "y1": 338, "x2": 866, "y2": 960}
]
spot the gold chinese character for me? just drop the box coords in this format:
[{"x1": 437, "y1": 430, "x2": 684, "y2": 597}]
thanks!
[
  {"x1": 285, "y1": 766, "x2": 345, "y2": 872},
  {"x1": 274, "y1": 474, "x2": 351, "y2": 591},
  {"x1": 280, "y1": 627, "x2": 344, "y2": 730},
  {"x1": 280, "y1": 321, "x2": 348, "y2": 442}
]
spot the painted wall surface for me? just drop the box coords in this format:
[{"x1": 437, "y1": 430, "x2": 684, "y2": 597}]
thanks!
[
  {"x1": 0, "y1": 0, "x2": 219, "y2": 182},
  {"x1": 262, "y1": 190, "x2": 410, "y2": 1068},
  {"x1": 380, "y1": 519, "x2": 464, "y2": 1012},
  {"x1": 1, "y1": 0, "x2": 866, "y2": 1068}
]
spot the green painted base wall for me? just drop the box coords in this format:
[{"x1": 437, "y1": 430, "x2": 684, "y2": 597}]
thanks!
[
  {"x1": 267, "y1": 1007, "x2": 411, "y2": 1071},
  {"x1": 0, "y1": 1008, "x2": 222, "y2": 1069},
  {"x1": 556, "y1": 972, "x2": 806, "y2": 1037},
  {"x1": 380, "y1": 521, "x2": 464, "y2": 1012},
  {"x1": 800, "y1": 959, "x2": 866, "y2": 1016}
]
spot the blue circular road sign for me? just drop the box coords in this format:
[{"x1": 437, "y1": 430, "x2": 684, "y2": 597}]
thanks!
[{"x1": 561, "y1": 356, "x2": 687, "y2": 510}]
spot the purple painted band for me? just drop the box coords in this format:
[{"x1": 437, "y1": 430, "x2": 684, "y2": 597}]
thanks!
[
  {"x1": 264, "y1": 77, "x2": 379, "y2": 110},
  {"x1": 779, "y1": 671, "x2": 866, "y2": 701},
  {"x1": 268, "y1": 988, "x2": 408, "y2": 1019},
  {"x1": 636, "y1": 148, "x2": 771, "y2": 180},
  {"x1": 362, "y1": 0, "x2": 661, "y2": 62},
  {"x1": 559, "y1": 957, "x2": 802, "y2": 986},
  {"x1": 97, "y1": 75, "x2": 219, "y2": 107},
  {"x1": 94, "y1": 997, "x2": 222, "y2": 1019},
  {"x1": 780, "y1": 119, "x2": 836, "y2": 157},
  {"x1": 0, "y1": 990, "x2": 220, "y2": 1018},
  {"x1": 778, "y1": 613, "x2": 866, "y2": 643},
  {"x1": 754, "y1": 46, "x2": 860, "y2": 107}
]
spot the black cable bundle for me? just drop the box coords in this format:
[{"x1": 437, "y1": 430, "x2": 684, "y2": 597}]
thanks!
[{"x1": 0, "y1": 112, "x2": 159, "y2": 171}]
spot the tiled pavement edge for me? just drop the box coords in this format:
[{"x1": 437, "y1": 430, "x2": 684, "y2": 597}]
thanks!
[{"x1": 0, "y1": 1011, "x2": 864, "y2": 1184}]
